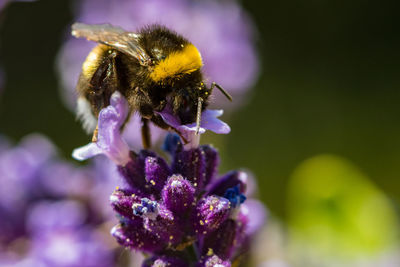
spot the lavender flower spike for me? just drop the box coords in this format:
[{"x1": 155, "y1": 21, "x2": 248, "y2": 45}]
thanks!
[
  {"x1": 106, "y1": 134, "x2": 266, "y2": 266},
  {"x1": 159, "y1": 106, "x2": 230, "y2": 148},
  {"x1": 73, "y1": 91, "x2": 130, "y2": 166}
]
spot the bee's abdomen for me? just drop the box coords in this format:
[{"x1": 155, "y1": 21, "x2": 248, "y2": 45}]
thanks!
[
  {"x1": 76, "y1": 44, "x2": 121, "y2": 116},
  {"x1": 81, "y1": 44, "x2": 110, "y2": 82}
]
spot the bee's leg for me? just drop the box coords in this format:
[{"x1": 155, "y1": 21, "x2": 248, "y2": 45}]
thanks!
[
  {"x1": 92, "y1": 124, "x2": 99, "y2": 142},
  {"x1": 209, "y1": 82, "x2": 233, "y2": 101},
  {"x1": 141, "y1": 118, "x2": 151, "y2": 149},
  {"x1": 172, "y1": 128, "x2": 189, "y2": 144},
  {"x1": 195, "y1": 97, "x2": 203, "y2": 135}
]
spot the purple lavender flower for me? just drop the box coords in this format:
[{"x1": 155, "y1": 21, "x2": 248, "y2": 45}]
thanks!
[
  {"x1": 105, "y1": 138, "x2": 265, "y2": 265},
  {"x1": 71, "y1": 89, "x2": 265, "y2": 265}
]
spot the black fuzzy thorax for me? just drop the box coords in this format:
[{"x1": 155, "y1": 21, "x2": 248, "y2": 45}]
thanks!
[
  {"x1": 118, "y1": 25, "x2": 209, "y2": 123},
  {"x1": 139, "y1": 25, "x2": 190, "y2": 57}
]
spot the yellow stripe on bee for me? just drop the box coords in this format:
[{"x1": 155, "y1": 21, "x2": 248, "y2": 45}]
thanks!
[
  {"x1": 82, "y1": 45, "x2": 108, "y2": 78},
  {"x1": 149, "y1": 44, "x2": 203, "y2": 82}
]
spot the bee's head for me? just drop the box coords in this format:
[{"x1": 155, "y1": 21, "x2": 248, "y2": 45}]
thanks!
[
  {"x1": 170, "y1": 82, "x2": 211, "y2": 124},
  {"x1": 148, "y1": 43, "x2": 203, "y2": 84}
]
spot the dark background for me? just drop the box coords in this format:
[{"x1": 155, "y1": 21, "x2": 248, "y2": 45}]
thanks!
[{"x1": 0, "y1": 0, "x2": 399, "y2": 218}]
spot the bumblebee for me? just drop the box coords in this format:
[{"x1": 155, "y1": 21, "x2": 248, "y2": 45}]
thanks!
[{"x1": 72, "y1": 23, "x2": 231, "y2": 148}]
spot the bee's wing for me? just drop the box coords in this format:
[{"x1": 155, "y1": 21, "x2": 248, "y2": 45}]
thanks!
[{"x1": 72, "y1": 23, "x2": 151, "y2": 66}]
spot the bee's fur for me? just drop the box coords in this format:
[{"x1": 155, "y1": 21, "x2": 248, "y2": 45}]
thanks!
[{"x1": 75, "y1": 24, "x2": 216, "y2": 146}]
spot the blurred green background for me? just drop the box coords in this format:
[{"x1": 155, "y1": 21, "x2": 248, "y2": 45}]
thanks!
[{"x1": 1, "y1": 0, "x2": 399, "y2": 235}]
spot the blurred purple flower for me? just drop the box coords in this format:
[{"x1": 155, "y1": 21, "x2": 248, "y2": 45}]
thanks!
[
  {"x1": 26, "y1": 200, "x2": 113, "y2": 267},
  {"x1": 0, "y1": 134, "x2": 57, "y2": 241},
  {"x1": 26, "y1": 200, "x2": 86, "y2": 234},
  {"x1": 0, "y1": 134, "x2": 124, "y2": 266}
]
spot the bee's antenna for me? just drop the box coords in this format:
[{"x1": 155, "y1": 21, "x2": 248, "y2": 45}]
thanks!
[
  {"x1": 212, "y1": 82, "x2": 233, "y2": 101},
  {"x1": 196, "y1": 97, "x2": 203, "y2": 135}
]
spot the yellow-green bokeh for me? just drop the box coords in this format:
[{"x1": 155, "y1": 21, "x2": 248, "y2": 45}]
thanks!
[{"x1": 287, "y1": 155, "x2": 399, "y2": 262}]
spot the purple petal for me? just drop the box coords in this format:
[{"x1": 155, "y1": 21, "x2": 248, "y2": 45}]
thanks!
[
  {"x1": 184, "y1": 110, "x2": 231, "y2": 134},
  {"x1": 157, "y1": 105, "x2": 183, "y2": 130},
  {"x1": 72, "y1": 91, "x2": 131, "y2": 165},
  {"x1": 158, "y1": 106, "x2": 230, "y2": 147},
  {"x1": 72, "y1": 143, "x2": 102, "y2": 160}
]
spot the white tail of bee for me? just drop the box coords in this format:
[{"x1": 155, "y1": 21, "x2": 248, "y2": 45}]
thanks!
[{"x1": 77, "y1": 97, "x2": 97, "y2": 133}]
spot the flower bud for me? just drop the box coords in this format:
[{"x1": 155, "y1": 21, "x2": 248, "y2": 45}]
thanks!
[
  {"x1": 144, "y1": 156, "x2": 171, "y2": 193},
  {"x1": 201, "y1": 145, "x2": 220, "y2": 187},
  {"x1": 195, "y1": 196, "x2": 230, "y2": 234},
  {"x1": 111, "y1": 223, "x2": 164, "y2": 253},
  {"x1": 143, "y1": 206, "x2": 184, "y2": 246},
  {"x1": 117, "y1": 150, "x2": 156, "y2": 192},
  {"x1": 162, "y1": 175, "x2": 195, "y2": 214},
  {"x1": 172, "y1": 148, "x2": 206, "y2": 191},
  {"x1": 109, "y1": 188, "x2": 141, "y2": 220},
  {"x1": 201, "y1": 219, "x2": 238, "y2": 260},
  {"x1": 207, "y1": 171, "x2": 247, "y2": 197}
]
